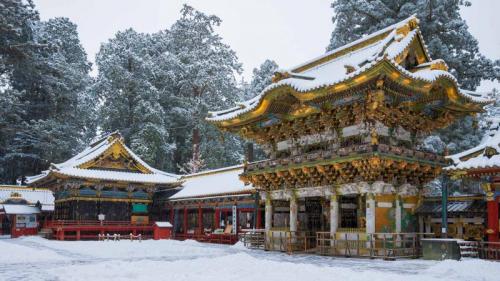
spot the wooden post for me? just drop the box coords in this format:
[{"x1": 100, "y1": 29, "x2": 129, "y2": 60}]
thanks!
[
  {"x1": 256, "y1": 208, "x2": 262, "y2": 229},
  {"x1": 215, "y1": 207, "x2": 220, "y2": 229},
  {"x1": 441, "y1": 174, "x2": 449, "y2": 238},
  {"x1": 183, "y1": 207, "x2": 188, "y2": 235},
  {"x1": 170, "y1": 205, "x2": 174, "y2": 225},
  {"x1": 198, "y1": 204, "x2": 203, "y2": 236},
  {"x1": 486, "y1": 191, "x2": 499, "y2": 242}
]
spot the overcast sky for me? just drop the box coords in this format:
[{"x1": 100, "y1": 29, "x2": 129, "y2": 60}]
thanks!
[{"x1": 34, "y1": 0, "x2": 499, "y2": 91}]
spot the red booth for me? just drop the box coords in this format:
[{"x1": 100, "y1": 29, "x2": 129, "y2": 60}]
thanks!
[{"x1": 153, "y1": 221, "x2": 172, "y2": 240}]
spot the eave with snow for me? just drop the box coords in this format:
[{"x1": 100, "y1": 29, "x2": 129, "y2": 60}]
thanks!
[
  {"x1": 169, "y1": 165, "x2": 255, "y2": 202},
  {"x1": 207, "y1": 15, "x2": 490, "y2": 137},
  {"x1": 446, "y1": 118, "x2": 500, "y2": 178}
]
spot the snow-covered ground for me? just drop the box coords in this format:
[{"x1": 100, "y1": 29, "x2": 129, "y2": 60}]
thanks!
[{"x1": 0, "y1": 237, "x2": 498, "y2": 281}]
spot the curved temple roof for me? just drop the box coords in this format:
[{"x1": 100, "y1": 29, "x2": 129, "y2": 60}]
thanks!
[
  {"x1": 446, "y1": 118, "x2": 500, "y2": 171},
  {"x1": 207, "y1": 16, "x2": 490, "y2": 127},
  {"x1": 27, "y1": 132, "x2": 180, "y2": 186}
]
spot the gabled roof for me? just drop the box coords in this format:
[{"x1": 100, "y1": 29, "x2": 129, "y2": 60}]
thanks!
[
  {"x1": 169, "y1": 165, "x2": 254, "y2": 200},
  {"x1": 0, "y1": 185, "x2": 54, "y2": 208},
  {"x1": 446, "y1": 118, "x2": 500, "y2": 171},
  {"x1": 207, "y1": 16, "x2": 490, "y2": 125},
  {"x1": 27, "y1": 132, "x2": 180, "y2": 186}
]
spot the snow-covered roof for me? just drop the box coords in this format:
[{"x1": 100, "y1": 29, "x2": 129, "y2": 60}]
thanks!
[
  {"x1": 207, "y1": 16, "x2": 490, "y2": 123},
  {"x1": 0, "y1": 185, "x2": 54, "y2": 208},
  {"x1": 446, "y1": 119, "x2": 500, "y2": 171},
  {"x1": 0, "y1": 204, "x2": 40, "y2": 215},
  {"x1": 27, "y1": 132, "x2": 180, "y2": 185},
  {"x1": 169, "y1": 165, "x2": 254, "y2": 200},
  {"x1": 154, "y1": 221, "x2": 173, "y2": 227}
]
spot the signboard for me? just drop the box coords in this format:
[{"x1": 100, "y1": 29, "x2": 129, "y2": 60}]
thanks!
[
  {"x1": 16, "y1": 214, "x2": 37, "y2": 228},
  {"x1": 232, "y1": 205, "x2": 237, "y2": 234},
  {"x1": 131, "y1": 215, "x2": 149, "y2": 225}
]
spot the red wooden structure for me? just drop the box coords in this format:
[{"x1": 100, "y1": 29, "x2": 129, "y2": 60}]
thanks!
[
  {"x1": 153, "y1": 222, "x2": 172, "y2": 240},
  {"x1": 46, "y1": 220, "x2": 154, "y2": 240}
]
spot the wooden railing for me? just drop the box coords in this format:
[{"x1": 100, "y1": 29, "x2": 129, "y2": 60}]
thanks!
[
  {"x1": 174, "y1": 232, "x2": 238, "y2": 244},
  {"x1": 316, "y1": 232, "x2": 434, "y2": 259},
  {"x1": 265, "y1": 231, "x2": 316, "y2": 253},
  {"x1": 47, "y1": 220, "x2": 152, "y2": 227},
  {"x1": 478, "y1": 242, "x2": 500, "y2": 260},
  {"x1": 239, "y1": 230, "x2": 265, "y2": 249}
]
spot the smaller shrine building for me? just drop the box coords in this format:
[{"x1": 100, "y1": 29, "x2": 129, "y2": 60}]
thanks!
[
  {"x1": 162, "y1": 165, "x2": 259, "y2": 243},
  {"x1": 0, "y1": 185, "x2": 54, "y2": 237},
  {"x1": 446, "y1": 119, "x2": 500, "y2": 242}
]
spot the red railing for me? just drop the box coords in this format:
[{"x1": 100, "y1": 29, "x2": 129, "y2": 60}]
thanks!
[
  {"x1": 47, "y1": 220, "x2": 153, "y2": 227},
  {"x1": 45, "y1": 220, "x2": 154, "y2": 241}
]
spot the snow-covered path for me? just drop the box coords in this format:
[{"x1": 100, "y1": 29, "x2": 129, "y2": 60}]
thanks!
[{"x1": 0, "y1": 237, "x2": 498, "y2": 281}]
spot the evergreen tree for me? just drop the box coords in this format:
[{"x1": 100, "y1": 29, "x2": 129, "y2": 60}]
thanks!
[
  {"x1": 327, "y1": 0, "x2": 499, "y2": 154},
  {"x1": 155, "y1": 5, "x2": 244, "y2": 172},
  {"x1": 93, "y1": 29, "x2": 171, "y2": 168},
  {"x1": 0, "y1": 8, "x2": 94, "y2": 183},
  {"x1": 328, "y1": 0, "x2": 498, "y2": 90},
  {"x1": 242, "y1": 59, "x2": 279, "y2": 100}
]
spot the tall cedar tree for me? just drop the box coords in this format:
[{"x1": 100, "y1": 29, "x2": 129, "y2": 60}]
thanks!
[
  {"x1": 328, "y1": 0, "x2": 499, "y2": 153},
  {"x1": 0, "y1": 1, "x2": 94, "y2": 183}
]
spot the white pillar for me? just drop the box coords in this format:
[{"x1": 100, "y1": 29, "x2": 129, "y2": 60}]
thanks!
[
  {"x1": 395, "y1": 195, "x2": 402, "y2": 233},
  {"x1": 330, "y1": 194, "x2": 339, "y2": 236},
  {"x1": 366, "y1": 193, "x2": 375, "y2": 234},
  {"x1": 265, "y1": 197, "x2": 273, "y2": 249},
  {"x1": 265, "y1": 197, "x2": 273, "y2": 232},
  {"x1": 289, "y1": 196, "x2": 298, "y2": 233}
]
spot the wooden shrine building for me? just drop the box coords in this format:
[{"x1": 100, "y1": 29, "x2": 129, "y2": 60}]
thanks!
[
  {"x1": 161, "y1": 165, "x2": 259, "y2": 244},
  {"x1": 446, "y1": 119, "x2": 500, "y2": 242},
  {"x1": 27, "y1": 132, "x2": 181, "y2": 223},
  {"x1": 207, "y1": 16, "x2": 489, "y2": 254},
  {"x1": 0, "y1": 185, "x2": 54, "y2": 237}
]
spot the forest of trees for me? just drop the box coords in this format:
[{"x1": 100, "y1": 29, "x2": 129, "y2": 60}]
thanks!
[{"x1": 0, "y1": 0, "x2": 498, "y2": 184}]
